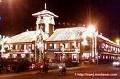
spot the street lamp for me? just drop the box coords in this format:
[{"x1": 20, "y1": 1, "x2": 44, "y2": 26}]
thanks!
[
  {"x1": 115, "y1": 38, "x2": 120, "y2": 45},
  {"x1": 87, "y1": 24, "x2": 96, "y2": 33},
  {"x1": 86, "y1": 24, "x2": 98, "y2": 64}
]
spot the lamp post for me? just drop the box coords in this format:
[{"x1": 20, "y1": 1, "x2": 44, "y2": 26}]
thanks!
[
  {"x1": 60, "y1": 44, "x2": 64, "y2": 64},
  {"x1": 75, "y1": 47, "x2": 79, "y2": 63}
]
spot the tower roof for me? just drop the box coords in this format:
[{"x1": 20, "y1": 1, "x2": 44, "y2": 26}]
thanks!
[{"x1": 32, "y1": 10, "x2": 58, "y2": 17}]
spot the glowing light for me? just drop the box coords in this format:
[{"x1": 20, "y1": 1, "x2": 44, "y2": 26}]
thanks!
[
  {"x1": 13, "y1": 54, "x2": 17, "y2": 58},
  {"x1": 21, "y1": 54, "x2": 25, "y2": 58},
  {"x1": 116, "y1": 39, "x2": 120, "y2": 45},
  {"x1": 1, "y1": 47, "x2": 5, "y2": 52},
  {"x1": 81, "y1": 39, "x2": 88, "y2": 46},
  {"x1": 113, "y1": 61, "x2": 120, "y2": 66},
  {"x1": 87, "y1": 24, "x2": 96, "y2": 33},
  {"x1": 82, "y1": 24, "x2": 96, "y2": 37},
  {"x1": 2, "y1": 53, "x2": 10, "y2": 59},
  {"x1": 82, "y1": 53, "x2": 90, "y2": 59}
]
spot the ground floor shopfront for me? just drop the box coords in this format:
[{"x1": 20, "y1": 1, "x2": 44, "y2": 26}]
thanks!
[
  {"x1": 45, "y1": 40, "x2": 98, "y2": 64},
  {"x1": 45, "y1": 39, "x2": 120, "y2": 64},
  {"x1": 45, "y1": 51, "x2": 120, "y2": 65}
]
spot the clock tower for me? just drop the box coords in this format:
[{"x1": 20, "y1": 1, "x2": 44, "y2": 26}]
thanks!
[{"x1": 32, "y1": 3, "x2": 58, "y2": 36}]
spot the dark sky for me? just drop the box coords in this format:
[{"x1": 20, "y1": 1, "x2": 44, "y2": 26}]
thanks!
[{"x1": 0, "y1": 0, "x2": 120, "y2": 40}]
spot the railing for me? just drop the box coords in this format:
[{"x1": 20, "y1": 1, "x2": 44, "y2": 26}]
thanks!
[{"x1": 46, "y1": 48, "x2": 79, "y2": 52}]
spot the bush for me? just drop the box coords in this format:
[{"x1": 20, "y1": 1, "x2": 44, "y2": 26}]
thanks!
[
  {"x1": 12, "y1": 59, "x2": 31, "y2": 72},
  {"x1": 65, "y1": 61, "x2": 79, "y2": 67}
]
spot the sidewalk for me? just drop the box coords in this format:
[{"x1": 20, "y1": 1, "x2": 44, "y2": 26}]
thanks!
[{"x1": 0, "y1": 64, "x2": 87, "y2": 78}]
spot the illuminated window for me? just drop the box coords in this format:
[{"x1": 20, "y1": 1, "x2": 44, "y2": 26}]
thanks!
[
  {"x1": 50, "y1": 44, "x2": 52, "y2": 46},
  {"x1": 21, "y1": 54, "x2": 25, "y2": 58},
  {"x1": 110, "y1": 46, "x2": 113, "y2": 51},
  {"x1": 55, "y1": 43, "x2": 60, "y2": 49},
  {"x1": 82, "y1": 53, "x2": 90, "y2": 59},
  {"x1": 13, "y1": 54, "x2": 17, "y2": 58},
  {"x1": 16, "y1": 45, "x2": 18, "y2": 50},
  {"x1": 44, "y1": 44, "x2": 47, "y2": 50},
  {"x1": 65, "y1": 43, "x2": 69, "y2": 48},
  {"x1": 54, "y1": 44, "x2": 56, "y2": 49},
  {"x1": 113, "y1": 56, "x2": 115, "y2": 59},
  {"x1": 105, "y1": 44, "x2": 108, "y2": 49},
  {"x1": 78, "y1": 43, "x2": 80, "y2": 48},
  {"x1": 103, "y1": 55, "x2": 105, "y2": 59},
  {"x1": 24, "y1": 45, "x2": 26, "y2": 50},
  {"x1": 72, "y1": 54, "x2": 77, "y2": 61},
  {"x1": 101, "y1": 43, "x2": 105, "y2": 49},
  {"x1": 50, "y1": 43, "x2": 54, "y2": 49},
  {"x1": 113, "y1": 47, "x2": 115, "y2": 51},
  {"x1": 32, "y1": 44, "x2": 34, "y2": 50},
  {"x1": 106, "y1": 55, "x2": 108, "y2": 59},
  {"x1": 118, "y1": 48, "x2": 120, "y2": 53}
]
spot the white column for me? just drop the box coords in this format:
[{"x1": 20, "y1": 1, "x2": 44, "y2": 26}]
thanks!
[{"x1": 91, "y1": 34, "x2": 95, "y2": 58}]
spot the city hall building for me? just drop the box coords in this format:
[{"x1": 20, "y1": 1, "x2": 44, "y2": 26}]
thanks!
[{"x1": 3, "y1": 6, "x2": 120, "y2": 64}]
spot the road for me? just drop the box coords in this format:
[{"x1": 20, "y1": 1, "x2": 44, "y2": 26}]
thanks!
[{"x1": 0, "y1": 64, "x2": 120, "y2": 79}]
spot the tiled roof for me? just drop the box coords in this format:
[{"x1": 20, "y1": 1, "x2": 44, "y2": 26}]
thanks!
[
  {"x1": 32, "y1": 10, "x2": 58, "y2": 17},
  {"x1": 46, "y1": 27, "x2": 86, "y2": 41},
  {"x1": 98, "y1": 34, "x2": 120, "y2": 47},
  {"x1": 6, "y1": 30, "x2": 48, "y2": 43}
]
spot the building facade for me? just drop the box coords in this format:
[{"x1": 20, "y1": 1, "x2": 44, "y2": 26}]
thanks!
[
  {"x1": 3, "y1": 7, "x2": 58, "y2": 63},
  {"x1": 2, "y1": 6, "x2": 120, "y2": 64},
  {"x1": 45, "y1": 28, "x2": 120, "y2": 64}
]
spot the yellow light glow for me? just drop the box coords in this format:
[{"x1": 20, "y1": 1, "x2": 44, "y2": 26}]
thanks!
[
  {"x1": 116, "y1": 39, "x2": 120, "y2": 45},
  {"x1": 87, "y1": 24, "x2": 96, "y2": 33}
]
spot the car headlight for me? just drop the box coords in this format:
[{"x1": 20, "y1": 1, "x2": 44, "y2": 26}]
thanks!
[
  {"x1": 59, "y1": 66, "x2": 62, "y2": 69},
  {"x1": 112, "y1": 61, "x2": 120, "y2": 66}
]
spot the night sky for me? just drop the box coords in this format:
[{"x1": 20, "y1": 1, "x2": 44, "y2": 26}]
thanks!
[{"x1": 0, "y1": 0, "x2": 120, "y2": 41}]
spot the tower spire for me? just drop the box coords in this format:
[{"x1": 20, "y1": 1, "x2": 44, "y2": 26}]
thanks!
[{"x1": 45, "y1": 3, "x2": 46, "y2": 10}]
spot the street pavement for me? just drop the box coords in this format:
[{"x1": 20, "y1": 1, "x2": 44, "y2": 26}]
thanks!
[
  {"x1": 0, "y1": 64, "x2": 119, "y2": 79},
  {"x1": 0, "y1": 64, "x2": 87, "y2": 77}
]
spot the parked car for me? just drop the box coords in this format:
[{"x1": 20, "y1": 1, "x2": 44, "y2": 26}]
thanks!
[{"x1": 112, "y1": 60, "x2": 120, "y2": 67}]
